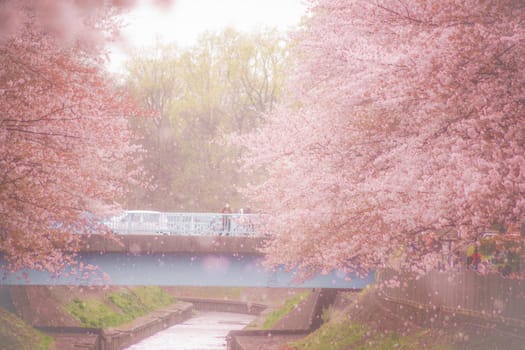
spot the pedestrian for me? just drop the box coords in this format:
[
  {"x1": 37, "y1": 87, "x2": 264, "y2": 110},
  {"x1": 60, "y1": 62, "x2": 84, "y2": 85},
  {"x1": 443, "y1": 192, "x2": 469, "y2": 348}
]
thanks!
[{"x1": 471, "y1": 246, "x2": 481, "y2": 271}]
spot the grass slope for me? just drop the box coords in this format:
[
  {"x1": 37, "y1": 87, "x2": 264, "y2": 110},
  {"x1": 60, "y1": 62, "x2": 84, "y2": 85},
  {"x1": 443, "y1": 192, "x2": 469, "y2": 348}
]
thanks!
[
  {"x1": 65, "y1": 286, "x2": 174, "y2": 328},
  {"x1": 286, "y1": 321, "x2": 452, "y2": 350},
  {"x1": 262, "y1": 290, "x2": 309, "y2": 329},
  {"x1": 282, "y1": 288, "x2": 524, "y2": 350},
  {"x1": 0, "y1": 307, "x2": 54, "y2": 350}
]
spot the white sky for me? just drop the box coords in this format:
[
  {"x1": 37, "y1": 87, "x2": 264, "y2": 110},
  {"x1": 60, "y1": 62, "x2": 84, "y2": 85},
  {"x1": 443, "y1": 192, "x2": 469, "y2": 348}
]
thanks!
[{"x1": 108, "y1": 0, "x2": 307, "y2": 72}]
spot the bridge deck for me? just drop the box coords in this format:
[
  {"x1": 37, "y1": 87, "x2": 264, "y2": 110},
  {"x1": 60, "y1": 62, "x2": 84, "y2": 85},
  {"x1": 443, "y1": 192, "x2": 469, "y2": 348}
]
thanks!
[
  {"x1": 1, "y1": 213, "x2": 375, "y2": 288},
  {"x1": 79, "y1": 234, "x2": 266, "y2": 255},
  {"x1": 0, "y1": 252, "x2": 374, "y2": 289}
]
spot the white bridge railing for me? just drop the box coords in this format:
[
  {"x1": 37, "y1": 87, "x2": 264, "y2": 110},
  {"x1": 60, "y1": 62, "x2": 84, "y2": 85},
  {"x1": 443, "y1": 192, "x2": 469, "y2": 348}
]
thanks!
[{"x1": 103, "y1": 210, "x2": 263, "y2": 236}]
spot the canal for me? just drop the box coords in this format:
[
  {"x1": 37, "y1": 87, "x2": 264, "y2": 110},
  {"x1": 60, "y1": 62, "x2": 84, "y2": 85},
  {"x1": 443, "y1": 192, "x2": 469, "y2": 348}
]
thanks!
[{"x1": 124, "y1": 311, "x2": 255, "y2": 349}]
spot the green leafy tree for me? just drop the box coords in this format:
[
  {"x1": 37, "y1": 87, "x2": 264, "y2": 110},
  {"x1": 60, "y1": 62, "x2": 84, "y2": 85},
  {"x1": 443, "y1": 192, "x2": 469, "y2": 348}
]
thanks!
[
  {"x1": 125, "y1": 29, "x2": 289, "y2": 211},
  {"x1": 125, "y1": 45, "x2": 184, "y2": 210}
]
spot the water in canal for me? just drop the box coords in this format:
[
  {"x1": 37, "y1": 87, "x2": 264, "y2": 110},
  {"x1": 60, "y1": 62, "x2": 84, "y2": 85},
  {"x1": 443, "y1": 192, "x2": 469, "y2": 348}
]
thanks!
[{"x1": 125, "y1": 311, "x2": 256, "y2": 350}]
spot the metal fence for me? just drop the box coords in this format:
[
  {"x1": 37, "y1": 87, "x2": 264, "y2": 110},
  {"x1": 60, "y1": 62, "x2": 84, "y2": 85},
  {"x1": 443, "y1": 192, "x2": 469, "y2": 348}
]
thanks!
[{"x1": 102, "y1": 210, "x2": 264, "y2": 236}]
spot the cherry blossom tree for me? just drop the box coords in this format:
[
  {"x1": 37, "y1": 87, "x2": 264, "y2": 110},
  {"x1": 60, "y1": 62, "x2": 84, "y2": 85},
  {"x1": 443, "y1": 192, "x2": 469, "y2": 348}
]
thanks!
[
  {"x1": 241, "y1": 0, "x2": 525, "y2": 276},
  {"x1": 0, "y1": 1, "x2": 141, "y2": 273}
]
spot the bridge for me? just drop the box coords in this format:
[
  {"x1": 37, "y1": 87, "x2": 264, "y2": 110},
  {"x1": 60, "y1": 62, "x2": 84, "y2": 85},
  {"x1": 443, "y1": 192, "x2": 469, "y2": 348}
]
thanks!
[{"x1": 0, "y1": 211, "x2": 375, "y2": 289}]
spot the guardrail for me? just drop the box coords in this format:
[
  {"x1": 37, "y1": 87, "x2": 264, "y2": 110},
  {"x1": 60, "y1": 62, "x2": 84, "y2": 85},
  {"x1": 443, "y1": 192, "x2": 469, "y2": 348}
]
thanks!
[{"x1": 102, "y1": 211, "x2": 264, "y2": 236}]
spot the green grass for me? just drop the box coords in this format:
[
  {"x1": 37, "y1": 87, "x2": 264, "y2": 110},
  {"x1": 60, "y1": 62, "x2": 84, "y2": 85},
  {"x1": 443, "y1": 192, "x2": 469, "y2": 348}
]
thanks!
[
  {"x1": 65, "y1": 286, "x2": 175, "y2": 328},
  {"x1": 289, "y1": 321, "x2": 367, "y2": 350},
  {"x1": 262, "y1": 291, "x2": 309, "y2": 329},
  {"x1": 108, "y1": 290, "x2": 148, "y2": 319},
  {"x1": 287, "y1": 320, "x2": 454, "y2": 350},
  {"x1": 287, "y1": 321, "x2": 454, "y2": 350},
  {"x1": 65, "y1": 298, "x2": 130, "y2": 328},
  {"x1": 132, "y1": 286, "x2": 175, "y2": 309},
  {"x1": 0, "y1": 307, "x2": 54, "y2": 350}
]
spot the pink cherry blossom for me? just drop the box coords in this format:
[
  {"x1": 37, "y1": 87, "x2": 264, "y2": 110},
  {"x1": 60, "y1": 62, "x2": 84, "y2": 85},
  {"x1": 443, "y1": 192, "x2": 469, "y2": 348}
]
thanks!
[
  {"x1": 0, "y1": 2, "x2": 143, "y2": 273},
  {"x1": 240, "y1": 0, "x2": 525, "y2": 277}
]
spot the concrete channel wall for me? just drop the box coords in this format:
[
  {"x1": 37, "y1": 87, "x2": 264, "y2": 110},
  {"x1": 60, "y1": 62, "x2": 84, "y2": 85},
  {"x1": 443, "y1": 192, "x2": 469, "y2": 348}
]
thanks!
[
  {"x1": 35, "y1": 327, "x2": 102, "y2": 350},
  {"x1": 227, "y1": 329, "x2": 309, "y2": 350},
  {"x1": 226, "y1": 288, "x2": 339, "y2": 350},
  {"x1": 101, "y1": 298, "x2": 271, "y2": 350},
  {"x1": 101, "y1": 302, "x2": 193, "y2": 350},
  {"x1": 37, "y1": 298, "x2": 268, "y2": 350},
  {"x1": 37, "y1": 302, "x2": 194, "y2": 350},
  {"x1": 177, "y1": 297, "x2": 266, "y2": 315}
]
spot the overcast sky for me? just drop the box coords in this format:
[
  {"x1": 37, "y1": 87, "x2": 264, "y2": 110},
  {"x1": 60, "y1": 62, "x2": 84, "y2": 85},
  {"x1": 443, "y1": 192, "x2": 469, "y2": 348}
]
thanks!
[{"x1": 108, "y1": 0, "x2": 307, "y2": 72}]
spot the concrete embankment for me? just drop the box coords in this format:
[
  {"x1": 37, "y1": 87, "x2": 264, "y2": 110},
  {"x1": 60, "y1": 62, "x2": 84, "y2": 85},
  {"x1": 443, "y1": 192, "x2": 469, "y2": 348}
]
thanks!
[
  {"x1": 35, "y1": 302, "x2": 193, "y2": 350},
  {"x1": 102, "y1": 298, "x2": 269, "y2": 350},
  {"x1": 101, "y1": 302, "x2": 193, "y2": 350},
  {"x1": 228, "y1": 287, "x2": 525, "y2": 350},
  {"x1": 227, "y1": 288, "x2": 340, "y2": 350},
  {"x1": 38, "y1": 297, "x2": 270, "y2": 350},
  {"x1": 4, "y1": 285, "x2": 282, "y2": 349},
  {"x1": 36, "y1": 298, "x2": 268, "y2": 350}
]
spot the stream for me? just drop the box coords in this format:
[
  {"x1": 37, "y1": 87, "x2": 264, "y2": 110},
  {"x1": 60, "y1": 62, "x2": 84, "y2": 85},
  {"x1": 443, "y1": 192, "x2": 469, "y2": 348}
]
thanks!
[{"x1": 124, "y1": 311, "x2": 256, "y2": 350}]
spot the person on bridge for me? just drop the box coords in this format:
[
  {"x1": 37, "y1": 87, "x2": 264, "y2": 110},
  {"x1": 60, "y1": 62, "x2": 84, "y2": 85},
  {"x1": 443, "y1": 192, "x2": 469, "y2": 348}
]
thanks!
[{"x1": 222, "y1": 203, "x2": 232, "y2": 235}]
